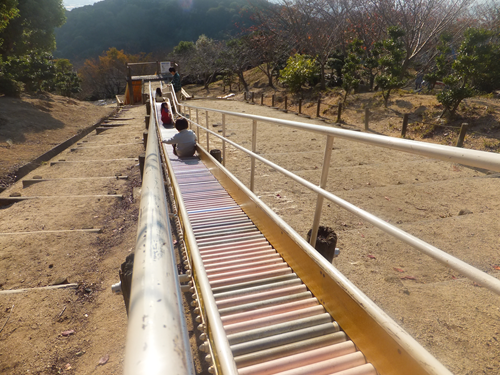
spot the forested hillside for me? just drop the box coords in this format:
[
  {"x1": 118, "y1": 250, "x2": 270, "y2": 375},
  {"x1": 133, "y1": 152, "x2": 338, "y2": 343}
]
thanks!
[{"x1": 54, "y1": 0, "x2": 256, "y2": 64}]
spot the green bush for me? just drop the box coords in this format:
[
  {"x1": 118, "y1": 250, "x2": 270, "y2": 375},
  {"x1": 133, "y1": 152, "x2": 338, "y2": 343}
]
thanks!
[
  {"x1": 279, "y1": 54, "x2": 320, "y2": 93},
  {"x1": 0, "y1": 76, "x2": 23, "y2": 97}
]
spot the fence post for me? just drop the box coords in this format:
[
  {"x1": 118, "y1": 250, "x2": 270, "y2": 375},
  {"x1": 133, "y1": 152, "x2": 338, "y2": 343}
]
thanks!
[
  {"x1": 244, "y1": 92, "x2": 247, "y2": 101},
  {"x1": 336, "y1": 102, "x2": 342, "y2": 123},
  {"x1": 251, "y1": 92, "x2": 255, "y2": 103},
  {"x1": 206, "y1": 111, "x2": 210, "y2": 151},
  {"x1": 317, "y1": 97, "x2": 321, "y2": 117},
  {"x1": 456, "y1": 123, "x2": 469, "y2": 147},
  {"x1": 401, "y1": 114, "x2": 409, "y2": 137},
  {"x1": 261, "y1": 93, "x2": 264, "y2": 105},
  {"x1": 299, "y1": 99, "x2": 302, "y2": 114},
  {"x1": 222, "y1": 114, "x2": 226, "y2": 167},
  {"x1": 250, "y1": 120, "x2": 257, "y2": 192},
  {"x1": 310, "y1": 135, "x2": 335, "y2": 248},
  {"x1": 272, "y1": 94, "x2": 275, "y2": 107},
  {"x1": 284, "y1": 96, "x2": 288, "y2": 112},
  {"x1": 196, "y1": 109, "x2": 200, "y2": 142},
  {"x1": 364, "y1": 108, "x2": 370, "y2": 130}
]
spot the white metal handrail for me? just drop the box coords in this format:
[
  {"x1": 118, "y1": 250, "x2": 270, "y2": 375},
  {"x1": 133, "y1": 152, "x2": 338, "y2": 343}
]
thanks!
[
  {"x1": 182, "y1": 105, "x2": 500, "y2": 173},
  {"x1": 123, "y1": 86, "x2": 195, "y2": 375},
  {"x1": 178, "y1": 102, "x2": 500, "y2": 297}
]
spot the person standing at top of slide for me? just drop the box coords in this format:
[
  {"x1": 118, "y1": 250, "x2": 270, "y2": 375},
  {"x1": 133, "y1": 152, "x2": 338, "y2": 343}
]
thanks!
[{"x1": 169, "y1": 67, "x2": 182, "y2": 103}]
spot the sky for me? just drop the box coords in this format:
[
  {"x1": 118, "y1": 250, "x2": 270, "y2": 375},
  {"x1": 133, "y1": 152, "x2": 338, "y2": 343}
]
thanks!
[{"x1": 63, "y1": 0, "x2": 102, "y2": 11}]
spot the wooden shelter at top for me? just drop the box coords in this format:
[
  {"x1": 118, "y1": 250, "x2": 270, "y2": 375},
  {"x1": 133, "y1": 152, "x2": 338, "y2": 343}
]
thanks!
[{"x1": 124, "y1": 61, "x2": 174, "y2": 105}]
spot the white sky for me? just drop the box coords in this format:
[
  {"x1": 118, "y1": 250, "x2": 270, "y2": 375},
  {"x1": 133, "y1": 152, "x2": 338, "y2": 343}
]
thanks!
[{"x1": 63, "y1": 0, "x2": 102, "y2": 11}]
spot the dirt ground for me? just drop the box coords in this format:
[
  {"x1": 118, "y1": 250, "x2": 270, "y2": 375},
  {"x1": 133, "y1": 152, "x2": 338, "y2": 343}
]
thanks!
[
  {"x1": 0, "y1": 82, "x2": 499, "y2": 375},
  {"x1": 181, "y1": 90, "x2": 500, "y2": 375},
  {"x1": 0, "y1": 96, "x2": 142, "y2": 375}
]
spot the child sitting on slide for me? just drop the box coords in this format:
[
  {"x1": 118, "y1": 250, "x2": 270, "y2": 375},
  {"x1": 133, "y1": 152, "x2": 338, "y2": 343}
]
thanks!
[
  {"x1": 161, "y1": 118, "x2": 196, "y2": 157},
  {"x1": 160, "y1": 102, "x2": 172, "y2": 126}
]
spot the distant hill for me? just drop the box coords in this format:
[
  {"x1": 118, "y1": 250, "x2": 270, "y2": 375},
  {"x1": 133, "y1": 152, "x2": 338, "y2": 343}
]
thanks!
[{"x1": 54, "y1": 0, "x2": 256, "y2": 64}]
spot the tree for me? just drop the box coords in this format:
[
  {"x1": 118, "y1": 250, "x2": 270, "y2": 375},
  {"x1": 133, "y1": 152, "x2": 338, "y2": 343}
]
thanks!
[
  {"x1": 220, "y1": 37, "x2": 254, "y2": 92},
  {"x1": 3, "y1": 52, "x2": 56, "y2": 92},
  {"x1": 79, "y1": 47, "x2": 148, "y2": 100},
  {"x1": 437, "y1": 28, "x2": 500, "y2": 117},
  {"x1": 279, "y1": 54, "x2": 320, "y2": 93},
  {"x1": 0, "y1": 0, "x2": 19, "y2": 41},
  {"x1": 375, "y1": 26, "x2": 407, "y2": 107},
  {"x1": 357, "y1": 0, "x2": 473, "y2": 77},
  {"x1": 246, "y1": 30, "x2": 291, "y2": 88},
  {"x1": 342, "y1": 39, "x2": 363, "y2": 102},
  {"x1": 251, "y1": 0, "x2": 347, "y2": 90},
  {"x1": 190, "y1": 35, "x2": 222, "y2": 90},
  {"x1": 53, "y1": 59, "x2": 81, "y2": 97},
  {"x1": 0, "y1": 0, "x2": 66, "y2": 57},
  {"x1": 423, "y1": 33, "x2": 453, "y2": 90}
]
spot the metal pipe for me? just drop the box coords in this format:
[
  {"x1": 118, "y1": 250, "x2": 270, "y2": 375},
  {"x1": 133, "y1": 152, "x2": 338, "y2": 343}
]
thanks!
[
  {"x1": 124, "y1": 85, "x2": 195, "y2": 375},
  {"x1": 222, "y1": 114, "x2": 226, "y2": 167},
  {"x1": 196, "y1": 109, "x2": 200, "y2": 142},
  {"x1": 309, "y1": 135, "x2": 335, "y2": 248},
  {"x1": 250, "y1": 120, "x2": 257, "y2": 192},
  {"x1": 181, "y1": 104, "x2": 500, "y2": 173},
  {"x1": 206, "y1": 111, "x2": 210, "y2": 151},
  {"x1": 194, "y1": 123, "x2": 500, "y2": 297}
]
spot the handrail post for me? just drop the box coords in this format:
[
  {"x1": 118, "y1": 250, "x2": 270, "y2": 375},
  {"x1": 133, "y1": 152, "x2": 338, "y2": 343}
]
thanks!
[
  {"x1": 250, "y1": 120, "x2": 257, "y2": 192},
  {"x1": 196, "y1": 109, "x2": 200, "y2": 142},
  {"x1": 299, "y1": 99, "x2": 302, "y2": 114},
  {"x1": 261, "y1": 93, "x2": 264, "y2": 105},
  {"x1": 364, "y1": 108, "x2": 370, "y2": 131},
  {"x1": 272, "y1": 94, "x2": 275, "y2": 107},
  {"x1": 206, "y1": 111, "x2": 210, "y2": 151},
  {"x1": 222, "y1": 114, "x2": 226, "y2": 167},
  {"x1": 284, "y1": 96, "x2": 288, "y2": 112},
  {"x1": 188, "y1": 108, "x2": 192, "y2": 129},
  {"x1": 317, "y1": 97, "x2": 321, "y2": 117},
  {"x1": 309, "y1": 135, "x2": 335, "y2": 248}
]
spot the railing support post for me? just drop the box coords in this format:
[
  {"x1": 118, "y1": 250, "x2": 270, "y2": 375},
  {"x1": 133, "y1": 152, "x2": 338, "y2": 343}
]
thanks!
[
  {"x1": 188, "y1": 108, "x2": 192, "y2": 129},
  {"x1": 196, "y1": 109, "x2": 200, "y2": 142},
  {"x1": 364, "y1": 108, "x2": 370, "y2": 131},
  {"x1": 310, "y1": 135, "x2": 335, "y2": 248},
  {"x1": 317, "y1": 97, "x2": 321, "y2": 117},
  {"x1": 222, "y1": 114, "x2": 226, "y2": 167},
  {"x1": 251, "y1": 92, "x2": 255, "y2": 104},
  {"x1": 284, "y1": 96, "x2": 288, "y2": 112},
  {"x1": 272, "y1": 94, "x2": 275, "y2": 107},
  {"x1": 401, "y1": 114, "x2": 409, "y2": 137},
  {"x1": 250, "y1": 120, "x2": 257, "y2": 192},
  {"x1": 299, "y1": 99, "x2": 302, "y2": 114},
  {"x1": 456, "y1": 123, "x2": 469, "y2": 147},
  {"x1": 206, "y1": 111, "x2": 210, "y2": 151},
  {"x1": 261, "y1": 93, "x2": 264, "y2": 105}
]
